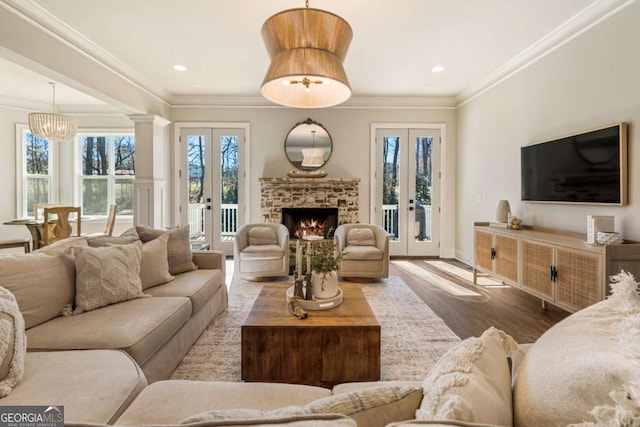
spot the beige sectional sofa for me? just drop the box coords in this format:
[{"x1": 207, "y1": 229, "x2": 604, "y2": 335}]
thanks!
[{"x1": 1, "y1": 227, "x2": 639, "y2": 426}]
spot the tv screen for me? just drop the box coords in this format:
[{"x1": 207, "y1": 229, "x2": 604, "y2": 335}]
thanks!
[{"x1": 521, "y1": 123, "x2": 627, "y2": 205}]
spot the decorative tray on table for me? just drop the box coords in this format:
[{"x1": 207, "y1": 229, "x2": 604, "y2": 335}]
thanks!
[{"x1": 285, "y1": 286, "x2": 343, "y2": 310}]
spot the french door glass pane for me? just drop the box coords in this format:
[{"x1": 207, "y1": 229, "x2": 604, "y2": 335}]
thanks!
[
  {"x1": 115, "y1": 179, "x2": 134, "y2": 215},
  {"x1": 220, "y1": 136, "x2": 238, "y2": 240},
  {"x1": 83, "y1": 178, "x2": 108, "y2": 215},
  {"x1": 26, "y1": 177, "x2": 49, "y2": 216},
  {"x1": 414, "y1": 136, "x2": 433, "y2": 242},
  {"x1": 382, "y1": 136, "x2": 400, "y2": 241},
  {"x1": 187, "y1": 135, "x2": 206, "y2": 239}
]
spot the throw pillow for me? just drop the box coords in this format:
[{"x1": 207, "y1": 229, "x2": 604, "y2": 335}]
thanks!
[
  {"x1": 567, "y1": 381, "x2": 640, "y2": 427},
  {"x1": 181, "y1": 410, "x2": 356, "y2": 426},
  {"x1": 347, "y1": 228, "x2": 376, "y2": 246},
  {"x1": 87, "y1": 234, "x2": 139, "y2": 248},
  {"x1": 304, "y1": 385, "x2": 423, "y2": 427},
  {"x1": 136, "y1": 225, "x2": 197, "y2": 275},
  {"x1": 74, "y1": 242, "x2": 146, "y2": 312},
  {"x1": 34, "y1": 236, "x2": 88, "y2": 254},
  {"x1": 0, "y1": 252, "x2": 75, "y2": 328},
  {"x1": 0, "y1": 287, "x2": 26, "y2": 397},
  {"x1": 416, "y1": 327, "x2": 519, "y2": 426},
  {"x1": 139, "y1": 233, "x2": 174, "y2": 289},
  {"x1": 513, "y1": 270, "x2": 640, "y2": 426},
  {"x1": 248, "y1": 226, "x2": 278, "y2": 245}
]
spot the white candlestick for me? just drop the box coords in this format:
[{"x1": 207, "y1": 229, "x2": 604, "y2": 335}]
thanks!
[
  {"x1": 296, "y1": 240, "x2": 302, "y2": 280},
  {"x1": 306, "y1": 242, "x2": 311, "y2": 274}
]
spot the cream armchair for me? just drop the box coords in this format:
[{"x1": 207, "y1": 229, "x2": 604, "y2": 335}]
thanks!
[
  {"x1": 234, "y1": 223, "x2": 290, "y2": 281},
  {"x1": 334, "y1": 224, "x2": 389, "y2": 282}
]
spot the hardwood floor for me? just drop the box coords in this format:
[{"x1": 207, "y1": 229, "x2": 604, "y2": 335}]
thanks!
[{"x1": 389, "y1": 258, "x2": 570, "y2": 344}]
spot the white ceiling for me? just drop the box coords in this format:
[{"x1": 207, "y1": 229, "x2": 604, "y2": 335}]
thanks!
[{"x1": 0, "y1": 0, "x2": 624, "y2": 109}]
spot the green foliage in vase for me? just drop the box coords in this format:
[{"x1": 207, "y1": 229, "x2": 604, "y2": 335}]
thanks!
[{"x1": 309, "y1": 240, "x2": 342, "y2": 275}]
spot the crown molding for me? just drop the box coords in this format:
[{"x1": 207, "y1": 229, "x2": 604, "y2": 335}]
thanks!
[
  {"x1": 0, "y1": 96, "x2": 124, "y2": 115},
  {"x1": 0, "y1": 0, "x2": 171, "y2": 106},
  {"x1": 170, "y1": 95, "x2": 457, "y2": 109},
  {"x1": 456, "y1": 0, "x2": 636, "y2": 107}
]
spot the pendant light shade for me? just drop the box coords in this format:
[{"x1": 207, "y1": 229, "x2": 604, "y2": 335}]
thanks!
[
  {"x1": 28, "y1": 82, "x2": 77, "y2": 140},
  {"x1": 261, "y1": 6, "x2": 353, "y2": 108}
]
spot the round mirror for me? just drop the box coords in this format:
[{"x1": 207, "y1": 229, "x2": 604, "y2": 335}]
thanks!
[{"x1": 285, "y1": 118, "x2": 332, "y2": 170}]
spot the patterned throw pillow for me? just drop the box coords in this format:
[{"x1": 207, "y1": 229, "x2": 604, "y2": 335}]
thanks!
[
  {"x1": 0, "y1": 287, "x2": 26, "y2": 397},
  {"x1": 136, "y1": 226, "x2": 197, "y2": 275},
  {"x1": 304, "y1": 386, "x2": 423, "y2": 427},
  {"x1": 73, "y1": 242, "x2": 146, "y2": 312}
]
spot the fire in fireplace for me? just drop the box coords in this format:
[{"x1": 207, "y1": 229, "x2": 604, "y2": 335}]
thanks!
[{"x1": 282, "y1": 207, "x2": 339, "y2": 239}]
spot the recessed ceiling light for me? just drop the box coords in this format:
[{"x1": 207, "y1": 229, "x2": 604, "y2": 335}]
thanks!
[
  {"x1": 173, "y1": 65, "x2": 187, "y2": 71},
  {"x1": 431, "y1": 65, "x2": 445, "y2": 73}
]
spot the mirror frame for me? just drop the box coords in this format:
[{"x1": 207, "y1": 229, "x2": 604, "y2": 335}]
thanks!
[{"x1": 284, "y1": 118, "x2": 333, "y2": 171}]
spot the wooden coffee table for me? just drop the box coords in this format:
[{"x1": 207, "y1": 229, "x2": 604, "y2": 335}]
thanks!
[{"x1": 241, "y1": 282, "x2": 381, "y2": 388}]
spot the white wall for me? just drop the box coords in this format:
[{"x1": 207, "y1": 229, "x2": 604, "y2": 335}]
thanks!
[
  {"x1": 455, "y1": 1, "x2": 640, "y2": 264},
  {"x1": 170, "y1": 105, "x2": 457, "y2": 255}
]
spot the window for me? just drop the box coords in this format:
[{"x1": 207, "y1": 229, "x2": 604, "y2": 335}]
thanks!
[
  {"x1": 17, "y1": 126, "x2": 55, "y2": 217},
  {"x1": 79, "y1": 133, "x2": 135, "y2": 216}
]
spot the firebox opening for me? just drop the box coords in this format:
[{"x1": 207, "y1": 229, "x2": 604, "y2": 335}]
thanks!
[{"x1": 282, "y1": 207, "x2": 339, "y2": 239}]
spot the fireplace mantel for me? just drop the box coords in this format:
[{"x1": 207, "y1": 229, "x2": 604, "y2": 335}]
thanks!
[{"x1": 259, "y1": 177, "x2": 360, "y2": 225}]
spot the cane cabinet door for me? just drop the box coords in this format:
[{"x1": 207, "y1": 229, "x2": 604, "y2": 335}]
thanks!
[
  {"x1": 522, "y1": 239, "x2": 554, "y2": 300},
  {"x1": 555, "y1": 247, "x2": 601, "y2": 312},
  {"x1": 494, "y1": 234, "x2": 519, "y2": 284}
]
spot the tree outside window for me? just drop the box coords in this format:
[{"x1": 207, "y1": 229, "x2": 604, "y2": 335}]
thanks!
[
  {"x1": 80, "y1": 134, "x2": 135, "y2": 216},
  {"x1": 24, "y1": 131, "x2": 51, "y2": 217}
]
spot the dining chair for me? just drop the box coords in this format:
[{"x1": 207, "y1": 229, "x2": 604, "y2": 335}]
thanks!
[
  {"x1": 84, "y1": 204, "x2": 117, "y2": 237},
  {"x1": 42, "y1": 206, "x2": 82, "y2": 246}
]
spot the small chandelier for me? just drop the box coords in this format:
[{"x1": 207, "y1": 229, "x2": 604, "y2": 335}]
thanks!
[
  {"x1": 261, "y1": 1, "x2": 353, "y2": 108},
  {"x1": 28, "y1": 82, "x2": 78, "y2": 140}
]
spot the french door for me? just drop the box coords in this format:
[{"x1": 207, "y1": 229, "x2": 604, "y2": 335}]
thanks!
[
  {"x1": 181, "y1": 127, "x2": 245, "y2": 255},
  {"x1": 374, "y1": 127, "x2": 440, "y2": 256}
]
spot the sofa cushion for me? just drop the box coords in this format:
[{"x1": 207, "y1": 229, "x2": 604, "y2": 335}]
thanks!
[
  {"x1": 137, "y1": 225, "x2": 197, "y2": 275},
  {"x1": 513, "y1": 271, "x2": 640, "y2": 426},
  {"x1": 73, "y1": 242, "x2": 146, "y2": 312},
  {"x1": 145, "y1": 269, "x2": 223, "y2": 314},
  {"x1": 115, "y1": 380, "x2": 332, "y2": 425},
  {"x1": 0, "y1": 350, "x2": 146, "y2": 424},
  {"x1": 343, "y1": 245, "x2": 383, "y2": 261},
  {"x1": 240, "y1": 244, "x2": 284, "y2": 260},
  {"x1": 0, "y1": 252, "x2": 75, "y2": 328},
  {"x1": 347, "y1": 228, "x2": 376, "y2": 246},
  {"x1": 305, "y1": 385, "x2": 423, "y2": 427},
  {"x1": 26, "y1": 296, "x2": 191, "y2": 365},
  {"x1": 417, "y1": 327, "x2": 519, "y2": 426},
  {"x1": 248, "y1": 226, "x2": 278, "y2": 245},
  {"x1": 0, "y1": 287, "x2": 26, "y2": 397},
  {"x1": 139, "y1": 233, "x2": 175, "y2": 289}
]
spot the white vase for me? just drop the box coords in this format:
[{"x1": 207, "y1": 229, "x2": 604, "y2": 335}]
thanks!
[
  {"x1": 496, "y1": 200, "x2": 511, "y2": 223},
  {"x1": 311, "y1": 271, "x2": 339, "y2": 299}
]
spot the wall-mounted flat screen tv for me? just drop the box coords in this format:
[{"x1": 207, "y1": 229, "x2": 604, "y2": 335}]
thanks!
[{"x1": 521, "y1": 123, "x2": 627, "y2": 205}]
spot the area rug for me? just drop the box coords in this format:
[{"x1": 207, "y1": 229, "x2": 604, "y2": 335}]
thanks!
[{"x1": 171, "y1": 276, "x2": 461, "y2": 382}]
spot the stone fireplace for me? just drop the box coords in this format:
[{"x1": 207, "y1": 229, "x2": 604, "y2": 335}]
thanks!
[{"x1": 259, "y1": 177, "x2": 360, "y2": 236}]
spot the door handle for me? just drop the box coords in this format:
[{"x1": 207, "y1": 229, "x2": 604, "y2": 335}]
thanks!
[
  {"x1": 206, "y1": 198, "x2": 212, "y2": 203},
  {"x1": 409, "y1": 206, "x2": 414, "y2": 211}
]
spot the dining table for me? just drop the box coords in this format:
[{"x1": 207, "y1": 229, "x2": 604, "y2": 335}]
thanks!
[{"x1": 4, "y1": 217, "x2": 97, "y2": 250}]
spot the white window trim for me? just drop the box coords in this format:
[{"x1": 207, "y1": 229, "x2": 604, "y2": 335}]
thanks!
[
  {"x1": 76, "y1": 129, "x2": 135, "y2": 218},
  {"x1": 15, "y1": 124, "x2": 59, "y2": 218}
]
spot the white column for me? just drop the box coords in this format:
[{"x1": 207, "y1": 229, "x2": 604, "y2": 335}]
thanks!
[{"x1": 129, "y1": 114, "x2": 171, "y2": 229}]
